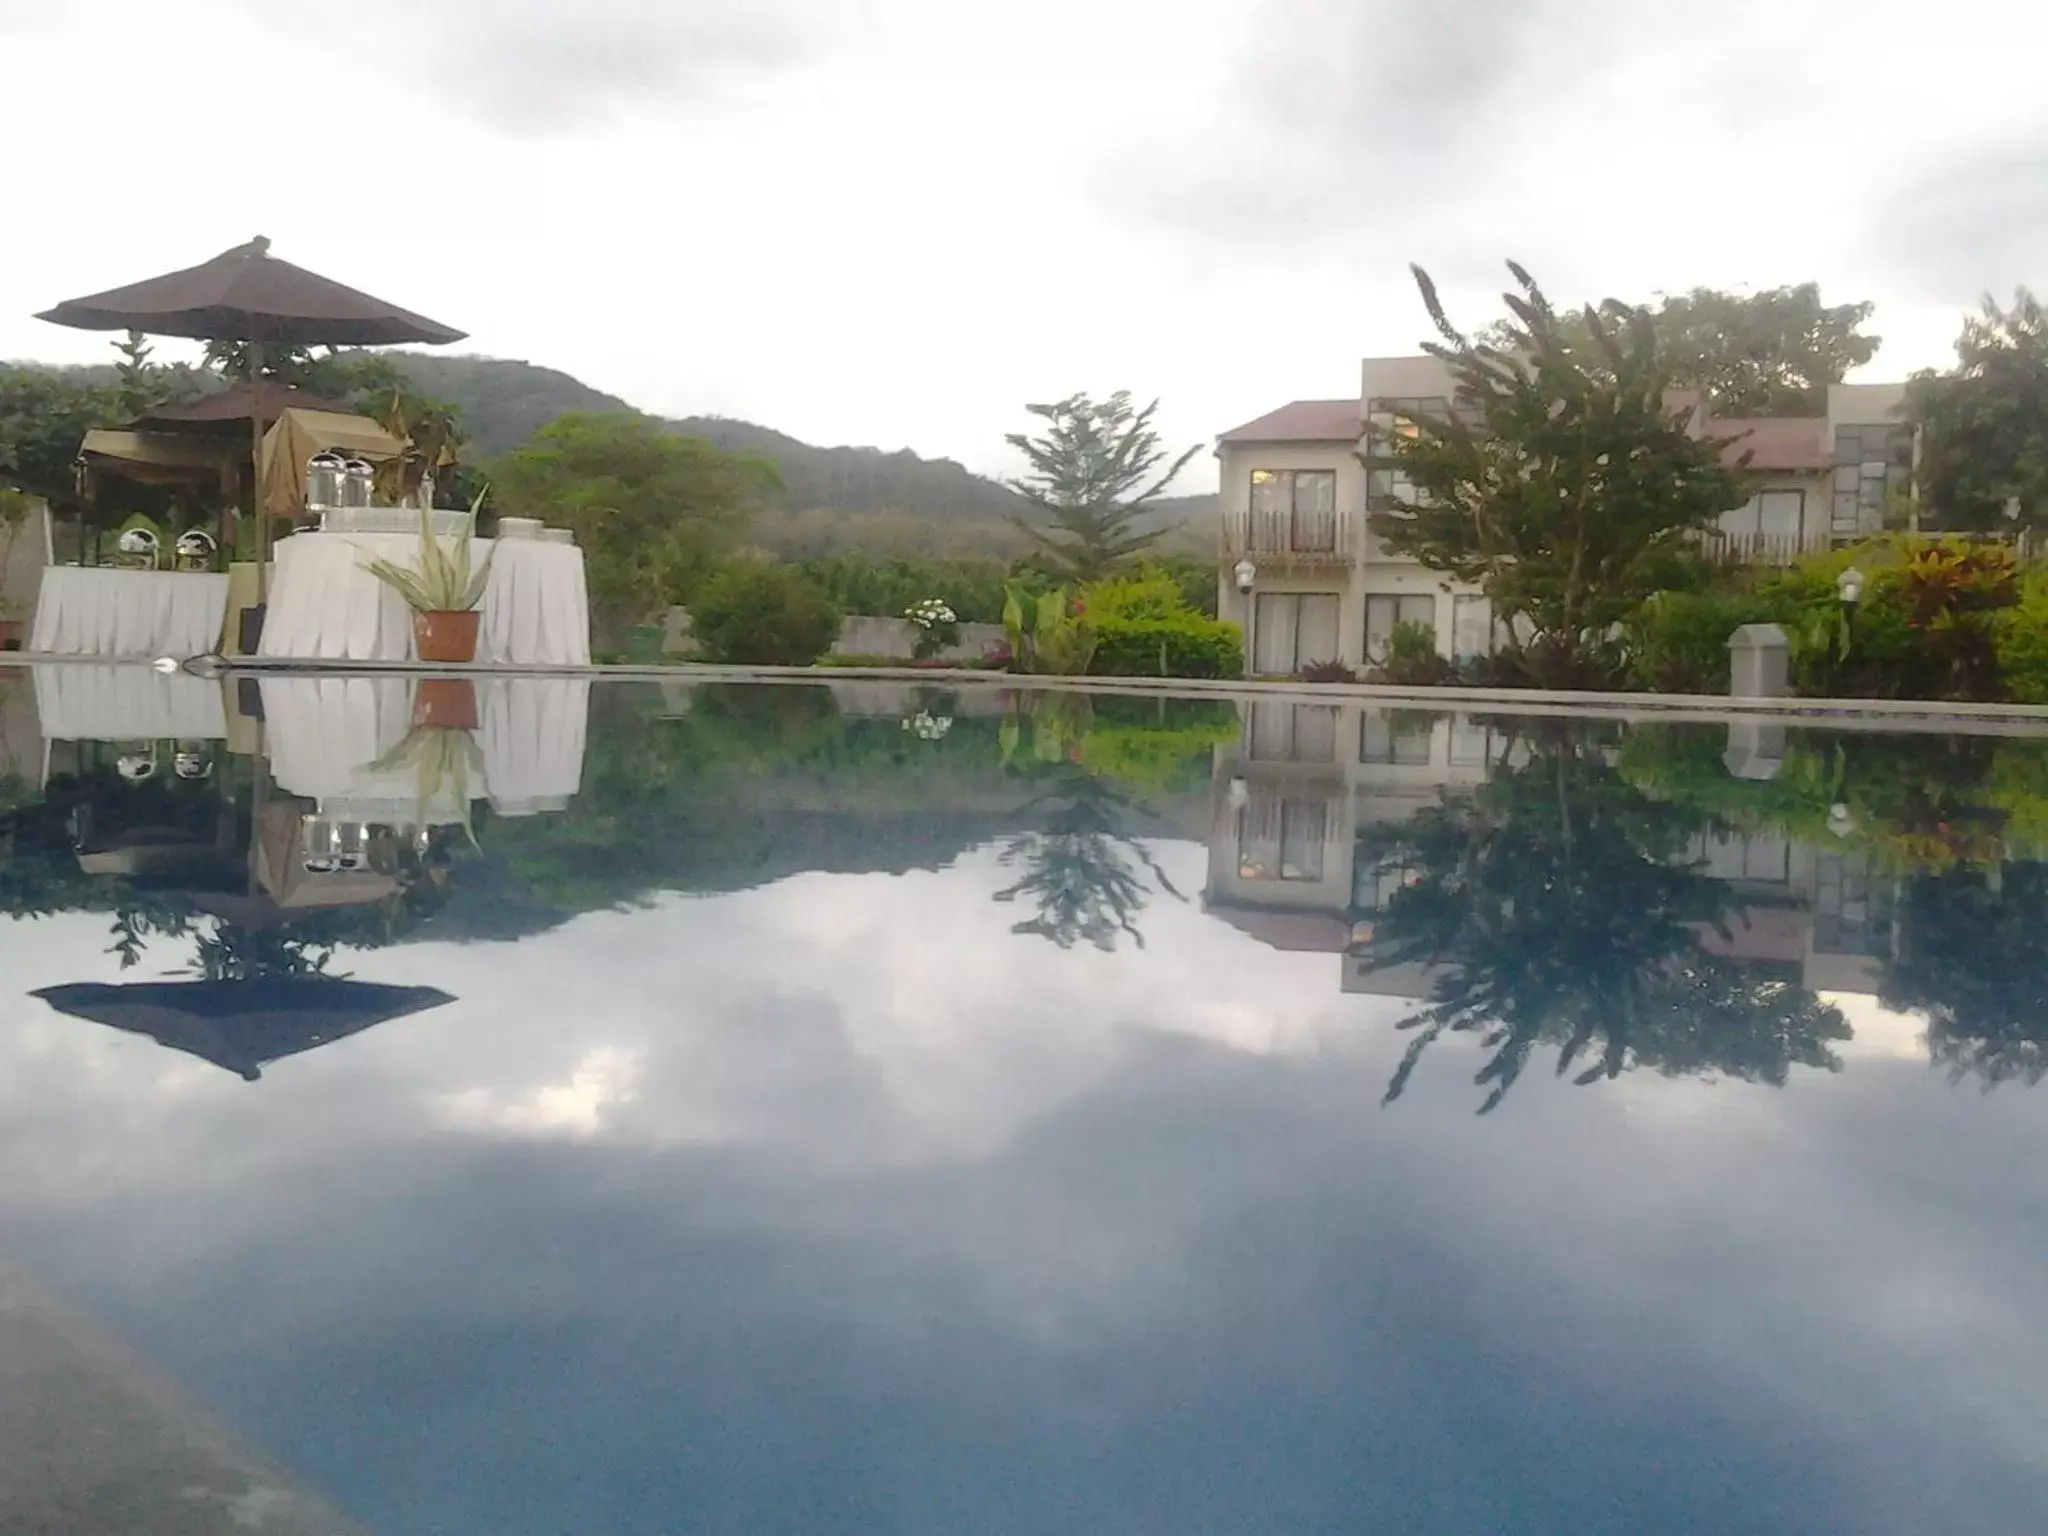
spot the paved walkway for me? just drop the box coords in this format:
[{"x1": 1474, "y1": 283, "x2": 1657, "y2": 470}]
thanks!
[
  {"x1": 0, "y1": 1257, "x2": 364, "y2": 1535},
  {"x1": 7, "y1": 653, "x2": 2048, "y2": 730}
]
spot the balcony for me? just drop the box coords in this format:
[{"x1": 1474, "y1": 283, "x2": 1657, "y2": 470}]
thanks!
[{"x1": 1220, "y1": 507, "x2": 1359, "y2": 569}]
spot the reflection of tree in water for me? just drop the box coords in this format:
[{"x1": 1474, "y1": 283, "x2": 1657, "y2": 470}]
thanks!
[
  {"x1": 1884, "y1": 862, "x2": 2048, "y2": 1089},
  {"x1": 995, "y1": 771, "x2": 1183, "y2": 951},
  {"x1": 1360, "y1": 729, "x2": 1848, "y2": 1113}
]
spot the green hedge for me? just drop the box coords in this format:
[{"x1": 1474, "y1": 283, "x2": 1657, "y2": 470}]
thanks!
[
  {"x1": 1626, "y1": 590, "x2": 1797, "y2": 694},
  {"x1": 1088, "y1": 615, "x2": 1244, "y2": 679},
  {"x1": 1994, "y1": 568, "x2": 2048, "y2": 704},
  {"x1": 691, "y1": 563, "x2": 842, "y2": 666}
]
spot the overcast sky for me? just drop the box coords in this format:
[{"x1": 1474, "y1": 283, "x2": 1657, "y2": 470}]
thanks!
[{"x1": 2, "y1": 0, "x2": 2043, "y2": 488}]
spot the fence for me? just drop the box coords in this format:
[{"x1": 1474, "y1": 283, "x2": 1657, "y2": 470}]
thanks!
[{"x1": 1698, "y1": 528, "x2": 2044, "y2": 567}]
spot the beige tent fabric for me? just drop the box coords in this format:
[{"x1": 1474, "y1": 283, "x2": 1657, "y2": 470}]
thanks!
[
  {"x1": 78, "y1": 429, "x2": 241, "y2": 489},
  {"x1": 258, "y1": 408, "x2": 405, "y2": 520}
]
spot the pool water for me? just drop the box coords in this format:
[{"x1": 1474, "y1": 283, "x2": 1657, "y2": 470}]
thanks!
[{"x1": 3, "y1": 671, "x2": 2046, "y2": 1534}]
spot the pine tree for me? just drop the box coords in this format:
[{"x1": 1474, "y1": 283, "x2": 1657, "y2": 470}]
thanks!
[{"x1": 1005, "y1": 391, "x2": 1198, "y2": 583}]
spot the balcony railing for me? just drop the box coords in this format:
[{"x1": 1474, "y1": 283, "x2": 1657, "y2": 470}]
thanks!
[
  {"x1": 1700, "y1": 528, "x2": 2043, "y2": 567},
  {"x1": 1220, "y1": 507, "x2": 1359, "y2": 567}
]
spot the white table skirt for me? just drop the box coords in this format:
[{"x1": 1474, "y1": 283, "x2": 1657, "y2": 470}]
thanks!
[
  {"x1": 477, "y1": 678, "x2": 589, "y2": 805},
  {"x1": 33, "y1": 665, "x2": 228, "y2": 742},
  {"x1": 256, "y1": 532, "x2": 590, "y2": 665},
  {"x1": 260, "y1": 675, "x2": 590, "y2": 811},
  {"x1": 30, "y1": 568, "x2": 230, "y2": 658}
]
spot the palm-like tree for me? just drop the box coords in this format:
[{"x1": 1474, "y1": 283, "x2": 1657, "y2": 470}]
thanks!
[{"x1": 1360, "y1": 728, "x2": 1848, "y2": 1113}]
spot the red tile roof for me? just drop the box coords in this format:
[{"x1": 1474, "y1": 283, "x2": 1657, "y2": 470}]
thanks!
[
  {"x1": 1205, "y1": 901, "x2": 1351, "y2": 953},
  {"x1": 1218, "y1": 399, "x2": 1361, "y2": 445},
  {"x1": 1705, "y1": 417, "x2": 1831, "y2": 471}
]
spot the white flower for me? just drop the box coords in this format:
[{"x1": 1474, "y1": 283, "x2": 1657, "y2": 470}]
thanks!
[{"x1": 901, "y1": 711, "x2": 953, "y2": 740}]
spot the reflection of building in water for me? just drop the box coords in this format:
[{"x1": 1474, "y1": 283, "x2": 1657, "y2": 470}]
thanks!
[{"x1": 1204, "y1": 701, "x2": 1900, "y2": 998}]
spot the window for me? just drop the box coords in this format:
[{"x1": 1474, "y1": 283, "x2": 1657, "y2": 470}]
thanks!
[
  {"x1": 1830, "y1": 424, "x2": 1911, "y2": 536},
  {"x1": 1364, "y1": 594, "x2": 1436, "y2": 661},
  {"x1": 1279, "y1": 802, "x2": 1328, "y2": 881},
  {"x1": 1363, "y1": 398, "x2": 1445, "y2": 513},
  {"x1": 1248, "y1": 702, "x2": 1339, "y2": 763},
  {"x1": 1451, "y1": 595, "x2": 1497, "y2": 663},
  {"x1": 1360, "y1": 710, "x2": 1431, "y2": 765},
  {"x1": 1448, "y1": 715, "x2": 1501, "y2": 767},
  {"x1": 1814, "y1": 851, "x2": 1892, "y2": 955},
  {"x1": 1237, "y1": 799, "x2": 1329, "y2": 882},
  {"x1": 1720, "y1": 489, "x2": 1805, "y2": 540},
  {"x1": 1253, "y1": 592, "x2": 1341, "y2": 674},
  {"x1": 1689, "y1": 832, "x2": 1791, "y2": 884},
  {"x1": 1249, "y1": 468, "x2": 1337, "y2": 551}
]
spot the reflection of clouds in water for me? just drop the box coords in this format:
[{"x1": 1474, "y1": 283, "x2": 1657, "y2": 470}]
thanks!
[
  {"x1": 438, "y1": 1045, "x2": 643, "y2": 1137},
  {"x1": 3, "y1": 849, "x2": 2045, "y2": 1533},
  {"x1": 1827, "y1": 990, "x2": 1930, "y2": 1061}
]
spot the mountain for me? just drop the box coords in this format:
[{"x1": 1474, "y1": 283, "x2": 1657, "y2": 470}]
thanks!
[
  {"x1": 394, "y1": 352, "x2": 1220, "y2": 557},
  {"x1": 381, "y1": 353, "x2": 632, "y2": 457},
  {"x1": 9, "y1": 347, "x2": 1219, "y2": 558}
]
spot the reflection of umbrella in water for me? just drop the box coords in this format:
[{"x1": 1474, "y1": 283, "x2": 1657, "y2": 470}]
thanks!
[
  {"x1": 31, "y1": 978, "x2": 454, "y2": 1082},
  {"x1": 36, "y1": 235, "x2": 465, "y2": 601}
]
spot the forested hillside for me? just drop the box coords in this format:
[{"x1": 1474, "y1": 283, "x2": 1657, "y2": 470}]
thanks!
[
  {"x1": 397, "y1": 353, "x2": 1217, "y2": 556},
  {"x1": 6, "y1": 348, "x2": 1217, "y2": 557}
]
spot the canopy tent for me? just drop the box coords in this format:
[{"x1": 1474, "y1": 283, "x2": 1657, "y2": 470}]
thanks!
[
  {"x1": 77, "y1": 429, "x2": 241, "y2": 493},
  {"x1": 35, "y1": 236, "x2": 464, "y2": 600},
  {"x1": 71, "y1": 405, "x2": 402, "y2": 540},
  {"x1": 134, "y1": 379, "x2": 348, "y2": 433},
  {"x1": 258, "y1": 407, "x2": 405, "y2": 523}
]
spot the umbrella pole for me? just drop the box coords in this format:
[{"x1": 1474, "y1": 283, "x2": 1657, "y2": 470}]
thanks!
[{"x1": 251, "y1": 340, "x2": 268, "y2": 605}]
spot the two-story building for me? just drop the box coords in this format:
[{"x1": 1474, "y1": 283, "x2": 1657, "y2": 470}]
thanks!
[
  {"x1": 1214, "y1": 356, "x2": 1915, "y2": 674},
  {"x1": 1202, "y1": 698, "x2": 1902, "y2": 1002}
]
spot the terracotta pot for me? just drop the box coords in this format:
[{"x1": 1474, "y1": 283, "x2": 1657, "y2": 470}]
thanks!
[
  {"x1": 412, "y1": 679, "x2": 478, "y2": 731},
  {"x1": 0, "y1": 619, "x2": 21, "y2": 652},
  {"x1": 414, "y1": 609, "x2": 480, "y2": 664}
]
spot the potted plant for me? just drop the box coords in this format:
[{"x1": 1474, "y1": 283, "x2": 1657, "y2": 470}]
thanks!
[
  {"x1": 363, "y1": 492, "x2": 493, "y2": 663},
  {"x1": 370, "y1": 722, "x2": 483, "y2": 847}
]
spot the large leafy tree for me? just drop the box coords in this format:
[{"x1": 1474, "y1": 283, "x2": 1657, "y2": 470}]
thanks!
[
  {"x1": 1883, "y1": 861, "x2": 2048, "y2": 1090},
  {"x1": 1005, "y1": 391, "x2": 1198, "y2": 583},
  {"x1": 492, "y1": 411, "x2": 780, "y2": 641},
  {"x1": 1370, "y1": 263, "x2": 1745, "y2": 689},
  {"x1": 1906, "y1": 289, "x2": 2048, "y2": 532},
  {"x1": 1357, "y1": 727, "x2": 1848, "y2": 1114},
  {"x1": 1482, "y1": 283, "x2": 1880, "y2": 416}
]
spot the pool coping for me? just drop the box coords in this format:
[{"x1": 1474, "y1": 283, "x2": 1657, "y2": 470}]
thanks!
[{"x1": 7, "y1": 652, "x2": 2048, "y2": 730}]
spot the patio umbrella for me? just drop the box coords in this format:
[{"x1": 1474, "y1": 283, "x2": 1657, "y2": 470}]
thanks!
[
  {"x1": 35, "y1": 235, "x2": 465, "y2": 603},
  {"x1": 31, "y1": 977, "x2": 454, "y2": 1081}
]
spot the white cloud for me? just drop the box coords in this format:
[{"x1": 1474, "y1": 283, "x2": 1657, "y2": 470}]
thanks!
[{"x1": 2, "y1": 0, "x2": 2040, "y2": 491}]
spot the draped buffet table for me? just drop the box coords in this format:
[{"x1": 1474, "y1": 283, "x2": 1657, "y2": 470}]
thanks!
[
  {"x1": 255, "y1": 531, "x2": 591, "y2": 665},
  {"x1": 30, "y1": 568, "x2": 230, "y2": 658},
  {"x1": 32, "y1": 664, "x2": 229, "y2": 741},
  {"x1": 258, "y1": 675, "x2": 589, "y2": 813}
]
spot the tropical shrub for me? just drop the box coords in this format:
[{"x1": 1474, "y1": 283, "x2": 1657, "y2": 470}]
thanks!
[
  {"x1": 1078, "y1": 565, "x2": 1242, "y2": 678},
  {"x1": 1298, "y1": 658, "x2": 1356, "y2": 683},
  {"x1": 1002, "y1": 582, "x2": 1097, "y2": 674},
  {"x1": 1758, "y1": 537, "x2": 2022, "y2": 700},
  {"x1": 1994, "y1": 565, "x2": 2048, "y2": 704},
  {"x1": 1625, "y1": 588, "x2": 1796, "y2": 694},
  {"x1": 690, "y1": 562, "x2": 842, "y2": 665},
  {"x1": 1367, "y1": 620, "x2": 1458, "y2": 686},
  {"x1": 1090, "y1": 614, "x2": 1244, "y2": 678}
]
